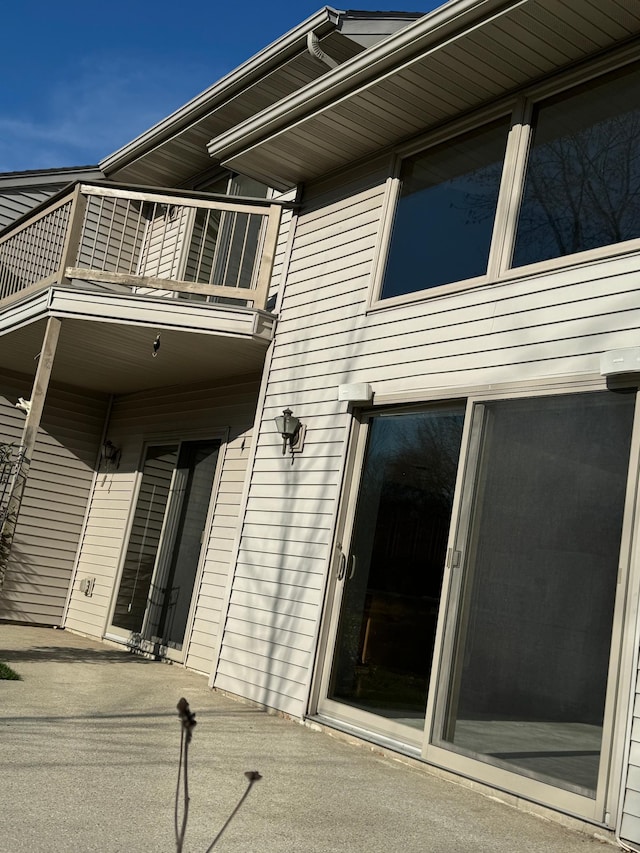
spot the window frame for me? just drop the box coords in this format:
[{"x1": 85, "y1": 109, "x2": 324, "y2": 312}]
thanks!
[{"x1": 367, "y1": 45, "x2": 640, "y2": 312}]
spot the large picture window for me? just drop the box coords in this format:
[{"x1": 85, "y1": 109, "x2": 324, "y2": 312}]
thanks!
[
  {"x1": 381, "y1": 118, "x2": 510, "y2": 299},
  {"x1": 512, "y1": 63, "x2": 640, "y2": 268},
  {"x1": 379, "y1": 60, "x2": 640, "y2": 303}
]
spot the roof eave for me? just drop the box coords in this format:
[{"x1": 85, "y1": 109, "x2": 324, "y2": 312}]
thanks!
[
  {"x1": 100, "y1": 6, "x2": 343, "y2": 176},
  {"x1": 205, "y1": 0, "x2": 521, "y2": 164}
]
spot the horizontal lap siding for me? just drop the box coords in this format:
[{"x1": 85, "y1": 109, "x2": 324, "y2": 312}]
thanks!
[
  {"x1": 622, "y1": 678, "x2": 640, "y2": 848},
  {"x1": 268, "y1": 205, "x2": 293, "y2": 302},
  {"x1": 64, "y1": 377, "x2": 260, "y2": 677},
  {"x1": 0, "y1": 188, "x2": 64, "y2": 230},
  {"x1": 216, "y1": 154, "x2": 640, "y2": 720},
  {"x1": 0, "y1": 371, "x2": 107, "y2": 625},
  {"x1": 77, "y1": 196, "x2": 145, "y2": 277},
  {"x1": 213, "y1": 164, "x2": 385, "y2": 714}
]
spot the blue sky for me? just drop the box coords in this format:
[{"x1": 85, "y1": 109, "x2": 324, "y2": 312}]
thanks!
[{"x1": 2, "y1": 0, "x2": 438, "y2": 174}]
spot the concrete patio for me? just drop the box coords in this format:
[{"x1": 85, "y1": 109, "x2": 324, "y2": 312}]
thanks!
[{"x1": 0, "y1": 624, "x2": 616, "y2": 852}]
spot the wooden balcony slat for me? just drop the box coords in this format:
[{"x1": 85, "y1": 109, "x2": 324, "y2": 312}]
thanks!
[{"x1": 66, "y1": 268, "x2": 261, "y2": 304}]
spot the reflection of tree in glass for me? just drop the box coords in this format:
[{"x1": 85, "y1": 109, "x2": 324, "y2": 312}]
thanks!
[
  {"x1": 361, "y1": 413, "x2": 464, "y2": 598},
  {"x1": 513, "y1": 110, "x2": 640, "y2": 266},
  {"x1": 382, "y1": 414, "x2": 462, "y2": 505}
]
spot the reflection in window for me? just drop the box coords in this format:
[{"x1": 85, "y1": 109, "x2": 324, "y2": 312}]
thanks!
[
  {"x1": 330, "y1": 407, "x2": 464, "y2": 728},
  {"x1": 438, "y1": 391, "x2": 635, "y2": 795},
  {"x1": 380, "y1": 118, "x2": 510, "y2": 299},
  {"x1": 512, "y1": 64, "x2": 640, "y2": 267}
]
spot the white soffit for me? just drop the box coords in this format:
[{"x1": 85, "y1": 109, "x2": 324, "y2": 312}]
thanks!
[
  {"x1": 99, "y1": 7, "x2": 352, "y2": 187},
  {"x1": 209, "y1": 0, "x2": 640, "y2": 188}
]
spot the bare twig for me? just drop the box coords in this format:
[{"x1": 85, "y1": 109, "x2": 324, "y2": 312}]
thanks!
[
  {"x1": 204, "y1": 771, "x2": 263, "y2": 853},
  {"x1": 174, "y1": 698, "x2": 262, "y2": 852},
  {"x1": 175, "y1": 698, "x2": 197, "y2": 853}
]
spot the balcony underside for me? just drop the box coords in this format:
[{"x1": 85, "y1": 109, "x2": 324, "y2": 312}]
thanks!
[{"x1": 0, "y1": 286, "x2": 275, "y2": 394}]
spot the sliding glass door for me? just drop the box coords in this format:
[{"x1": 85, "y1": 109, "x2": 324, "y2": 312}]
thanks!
[
  {"x1": 319, "y1": 404, "x2": 465, "y2": 744},
  {"x1": 109, "y1": 438, "x2": 220, "y2": 659},
  {"x1": 320, "y1": 388, "x2": 637, "y2": 818},
  {"x1": 430, "y1": 390, "x2": 635, "y2": 811}
]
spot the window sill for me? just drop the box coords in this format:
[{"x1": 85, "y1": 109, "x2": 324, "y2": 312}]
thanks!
[{"x1": 366, "y1": 239, "x2": 640, "y2": 316}]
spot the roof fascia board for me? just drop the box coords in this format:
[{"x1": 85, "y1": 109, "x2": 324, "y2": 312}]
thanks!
[
  {"x1": 100, "y1": 6, "x2": 343, "y2": 175},
  {"x1": 0, "y1": 167, "x2": 101, "y2": 189},
  {"x1": 207, "y1": 0, "x2": 525, "y2": 162}
]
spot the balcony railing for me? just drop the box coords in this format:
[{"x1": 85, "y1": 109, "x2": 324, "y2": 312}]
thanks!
[{"x1": 0, "y1": 182, "x2": 284, "y2": 311}]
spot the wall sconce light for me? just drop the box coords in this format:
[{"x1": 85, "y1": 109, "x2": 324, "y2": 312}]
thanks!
[
  {"x1": 101, "y1": 439, "x2": 121, "y2": 470},
  {"x1": 274, "y1": 408, "x2": 302, "y2": 457}
]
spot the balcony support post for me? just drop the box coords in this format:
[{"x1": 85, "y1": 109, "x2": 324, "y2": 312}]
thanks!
[
  {"x1": 1, "y1": 317, "x2": 62, "y2": 581},
  {"x1": 21, "y1": 316, "x2": 62, "y2": 465}
]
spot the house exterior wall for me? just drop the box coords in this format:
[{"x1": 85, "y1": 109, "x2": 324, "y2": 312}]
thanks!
[
  {"x1": 212, "y1": 137, "x2": 640, "y2": 830},
  {"x1": 64, "y1": 375, "x2": 260, "y2": 674},
  {"x1": 0, "y1": 370, "x2": 107, "y2": 625},
  {"x1": 3, "y1": 4, "x2": 640, "y2": 840}
]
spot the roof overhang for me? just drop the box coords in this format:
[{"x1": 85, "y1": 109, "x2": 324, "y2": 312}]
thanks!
[
  {"x1": 0, "y1": 288, "x2": 275, "y2": 394},
  {"x1": 99, "y1": 7, "x2": 426, "y2": 188},
  {"x1": 206, "y1": 0, "x2": 640, "y2": 188},
  {"x1": 99, "y1": 7, "x2": 345, "y2": 186}
]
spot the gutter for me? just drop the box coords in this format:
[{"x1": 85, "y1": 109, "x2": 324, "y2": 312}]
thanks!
[
  {"x1": 206, "y1": 0, "x2": 527, "y2": 162},
  {"x1": 100, "y1": 6, "x2": 343, "y2": 175},
  {"x1": 307, "y1": 31, "x2": 339, "y2": 69}
]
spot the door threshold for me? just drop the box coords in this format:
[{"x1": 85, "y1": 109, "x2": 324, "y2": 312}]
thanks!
[
  {"x1": 310, "y1": 713, "x2": 422, "y2": 759},
  {"x1": 103, "y1": 632, "x2": 171, "y2": 661}
]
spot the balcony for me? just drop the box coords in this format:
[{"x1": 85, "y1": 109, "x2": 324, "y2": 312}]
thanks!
[
  {"x1": 0, "y1": 183, "x2": 285, "y2": 394},
  {"x1": 0, "y1": 182, "x2": 283, "y2": 310}
]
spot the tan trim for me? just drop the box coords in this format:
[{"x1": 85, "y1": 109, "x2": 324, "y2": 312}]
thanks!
[
  {"x1": 253, "y1": 204, "x2": 283, "y2": 310},
  {"x1": 22, "y1": 317, "x2": 61, "y2": 462},
  {"x1": 66, "y1": 267, "x2": 266, "y2": 306},
  {"x1": 59, "y1": 187, "x2": 87, "y2": 285},
  {"x1": 79, "y1": 183, "x2": 275, "y2": 216}
]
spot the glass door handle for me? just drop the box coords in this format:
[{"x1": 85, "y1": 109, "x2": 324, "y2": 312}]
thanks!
[
  {"x1": 337, "y1": 550, "x2": 347, "y2": 581},
  {"x1": 348, "y1": 554, "x2": 357, "y2": 580}
]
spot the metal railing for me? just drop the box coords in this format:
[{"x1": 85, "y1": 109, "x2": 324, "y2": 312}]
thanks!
[{"x1": 0, "y1": 183, "x2": 283, "y2": 311}]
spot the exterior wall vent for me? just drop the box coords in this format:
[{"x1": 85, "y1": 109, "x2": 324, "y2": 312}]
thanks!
[{"x1": 79, "y1": 577, "x2": 95, "y2": 597}]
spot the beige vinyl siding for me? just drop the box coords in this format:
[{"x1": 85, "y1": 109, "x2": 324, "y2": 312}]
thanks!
[
  {"x1": 136, "y1": 204, "x2": 191, "y2": 288},
  {"x1": 0, "y1": 170, "x2": 102, "y2": 231},
  {"x1": 0, "y1": 371, "x2": 107, "y2": 625},
  {"x1": 0, "y1": 188, "x2": 63, "y2": 231},
  {"x1": 65, "y1": 376, "x2": 260, "y2": 676},
  {"x1": 76, "y1": 194, "x2": 146, "y2": 277},
  {"x1": 215, "y1": 153, "x2": 640, "y2": 718},
  {"x1": 622, "y1": 691, "x2": 640, "y2": 849},
  {"x1": 267, "y1": 190, "x2": 296, "y2": 303}
]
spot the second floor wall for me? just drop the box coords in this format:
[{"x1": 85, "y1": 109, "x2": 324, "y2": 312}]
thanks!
[{"x1": 212, "y1": 47, "x2": 640, "y2": 717}]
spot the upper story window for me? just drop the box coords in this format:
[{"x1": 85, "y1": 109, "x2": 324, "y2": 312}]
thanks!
[
  {"x1": 512, "y1": 64, "x2": 640, "y2": 268},
  {"x1": 378, "y1": 60, "x2": 640, "y2": 304},
  {"x1": 381, "y1": 118, "x2": 510, "y2": 299}
]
